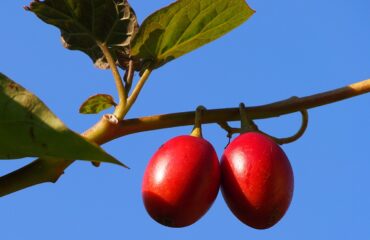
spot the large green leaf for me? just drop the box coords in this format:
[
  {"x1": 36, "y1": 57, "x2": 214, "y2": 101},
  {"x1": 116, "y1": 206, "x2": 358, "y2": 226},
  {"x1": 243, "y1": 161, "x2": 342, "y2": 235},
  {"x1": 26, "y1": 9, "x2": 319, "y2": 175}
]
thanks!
[
  {"x1": 0, "y1": 73, "x2": 126, "y2": 167},
  {"x1": 28, "y1": 0, "x2": 138, "y2": 69},
  {"x1": 131, "y1": 0, "x2": 255, "y2": 69}
]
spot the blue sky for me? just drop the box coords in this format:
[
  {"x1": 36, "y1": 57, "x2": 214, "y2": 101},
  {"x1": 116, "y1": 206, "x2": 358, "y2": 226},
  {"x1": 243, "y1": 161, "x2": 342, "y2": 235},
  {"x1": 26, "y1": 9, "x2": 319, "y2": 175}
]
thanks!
[{"x1": 1, "y1": 0, "x2": 370, "y2": 239}]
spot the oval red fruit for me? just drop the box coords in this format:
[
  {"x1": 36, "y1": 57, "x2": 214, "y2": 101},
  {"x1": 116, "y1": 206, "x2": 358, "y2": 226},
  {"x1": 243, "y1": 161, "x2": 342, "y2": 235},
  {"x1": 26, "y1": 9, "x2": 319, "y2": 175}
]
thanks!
[
  {"x1": 221, "y1": 132, "x2": 294, "y2": 229},
  {"x1": 142, "y1": 135, "x2": 220, "y2": 227}
]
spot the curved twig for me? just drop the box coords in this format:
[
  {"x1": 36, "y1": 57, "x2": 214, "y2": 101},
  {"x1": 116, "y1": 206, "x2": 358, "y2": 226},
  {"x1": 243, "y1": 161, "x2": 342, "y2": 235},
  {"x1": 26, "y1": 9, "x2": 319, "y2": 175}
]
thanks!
[{"x1": 265, "y1": 109, "x2": 308, "y2": 145}]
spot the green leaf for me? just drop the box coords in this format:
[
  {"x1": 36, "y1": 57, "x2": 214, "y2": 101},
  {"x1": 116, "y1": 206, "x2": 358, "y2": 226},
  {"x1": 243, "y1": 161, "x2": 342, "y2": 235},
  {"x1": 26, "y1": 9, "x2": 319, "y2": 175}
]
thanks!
[
  {"x1": 0, "y1": 73, "x2": 127, "y2": 167},
  {"x1": 28, "y1": 0, "x2": 138, "y2": 69},
  {"x1": 79, "y1": 94, "x2": 116, "y2": 114},
  {"x1": 131, "y1": 0, "x2": 255, "y2": 69}
]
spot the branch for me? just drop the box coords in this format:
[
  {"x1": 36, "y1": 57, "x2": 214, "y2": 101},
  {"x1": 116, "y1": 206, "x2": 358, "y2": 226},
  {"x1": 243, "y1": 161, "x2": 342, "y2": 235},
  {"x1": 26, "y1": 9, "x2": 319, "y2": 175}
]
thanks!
[
  {"x1": 0, "y1": 158, "x2": 73, "y2": 196},
  {"x1": 1, "y1": 78, "x2": 369, "y2": 197},
  {"x1": 100, "y1": 79, "x2": 370, "y2": 141}
]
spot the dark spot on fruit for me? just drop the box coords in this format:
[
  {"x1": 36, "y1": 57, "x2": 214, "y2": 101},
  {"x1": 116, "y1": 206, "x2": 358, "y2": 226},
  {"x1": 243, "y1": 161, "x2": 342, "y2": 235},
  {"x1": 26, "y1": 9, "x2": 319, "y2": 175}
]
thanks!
[
  {"x1": 269, "y1": 208, "x2": 283, "y2": 226},
  {"x1": 158, "y1": 217, "x2": 173, "y2": 227}
]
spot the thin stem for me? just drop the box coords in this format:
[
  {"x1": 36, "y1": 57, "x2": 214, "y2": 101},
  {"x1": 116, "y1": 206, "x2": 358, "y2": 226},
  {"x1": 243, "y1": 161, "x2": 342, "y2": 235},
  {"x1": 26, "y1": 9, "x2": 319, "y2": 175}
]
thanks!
[
  {"x1": 124, "y1": 60, "x2": 135, "y2": 95},
  {"x1": 217, "y1": 122, "x2": 241, "y2": 137},
  {"x1": 0, "y1": 78, "x2": 369, "y2": 197},
  {"x1": 99, "y1": 44, "x2": 127, "y2": 119},
  {"x1": 121, "y1": 68, "x2": 152, "y2": 117}
]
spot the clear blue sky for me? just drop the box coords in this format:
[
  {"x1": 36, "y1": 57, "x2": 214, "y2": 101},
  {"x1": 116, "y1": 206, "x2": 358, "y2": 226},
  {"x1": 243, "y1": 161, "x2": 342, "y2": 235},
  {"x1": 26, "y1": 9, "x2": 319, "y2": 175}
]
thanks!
[{"x1": 1, "y1": 0, "x2": 370, "y2": 239}]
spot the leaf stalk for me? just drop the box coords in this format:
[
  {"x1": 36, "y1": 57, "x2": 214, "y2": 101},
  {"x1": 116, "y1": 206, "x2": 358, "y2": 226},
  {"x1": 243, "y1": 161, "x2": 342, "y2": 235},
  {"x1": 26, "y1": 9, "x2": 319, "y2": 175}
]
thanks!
[{"x1": 99, "y1": 44, "x2": 127, "y2": 119}]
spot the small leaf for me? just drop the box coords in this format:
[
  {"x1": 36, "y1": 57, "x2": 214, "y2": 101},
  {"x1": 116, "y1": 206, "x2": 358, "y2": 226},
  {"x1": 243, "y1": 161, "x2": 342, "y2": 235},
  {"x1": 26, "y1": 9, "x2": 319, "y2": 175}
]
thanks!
[
  {"x1": 28, "y1": 0, "x2": 138, "y2": 69},
  {"x1": 79, "y1": 94, "x2": 117, "y2": 114},
  {"x1": 0, "y1": 73, "x2": 127, "y2": 167},
  {"x1": 131, "y1": 0, "x2": 255, "y2": 69}
]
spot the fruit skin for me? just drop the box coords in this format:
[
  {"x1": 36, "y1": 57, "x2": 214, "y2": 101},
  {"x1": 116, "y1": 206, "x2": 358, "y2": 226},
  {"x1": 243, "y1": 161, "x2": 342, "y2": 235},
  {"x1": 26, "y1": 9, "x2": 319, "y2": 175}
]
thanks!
[
  {"x1": 142, "y1": 135, "x2": 220, "y2": 228},
  {"x1": 221, "y1": 132, "x2": 294, "y2": 229}
]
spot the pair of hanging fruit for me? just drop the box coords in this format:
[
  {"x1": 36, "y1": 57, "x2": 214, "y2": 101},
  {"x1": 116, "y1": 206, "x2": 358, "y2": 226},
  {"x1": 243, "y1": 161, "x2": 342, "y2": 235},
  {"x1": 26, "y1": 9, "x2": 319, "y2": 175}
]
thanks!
[{"x1": 142, "y1": 105, "x2": 294, "y2": 229}]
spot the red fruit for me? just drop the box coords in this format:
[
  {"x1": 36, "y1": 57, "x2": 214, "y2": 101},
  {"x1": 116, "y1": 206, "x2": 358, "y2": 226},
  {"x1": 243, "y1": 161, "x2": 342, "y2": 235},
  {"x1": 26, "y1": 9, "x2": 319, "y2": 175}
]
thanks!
[
  {"x1": 142, "y1": 135, "x2": 220, "y2": 227},
  {"x1": 221, "y1": 132, "x2": 294, "y2": 229}
]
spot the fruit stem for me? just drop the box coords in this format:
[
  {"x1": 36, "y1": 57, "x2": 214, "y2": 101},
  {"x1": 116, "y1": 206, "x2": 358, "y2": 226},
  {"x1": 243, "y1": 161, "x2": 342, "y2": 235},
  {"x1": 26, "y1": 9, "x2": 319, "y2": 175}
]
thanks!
[
  {"x1": 239, "y1": 103, "x2": 259, "y2": 133},
  {"x1": 190, "y1": 106, "x2": 206, "y2": 138}
]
